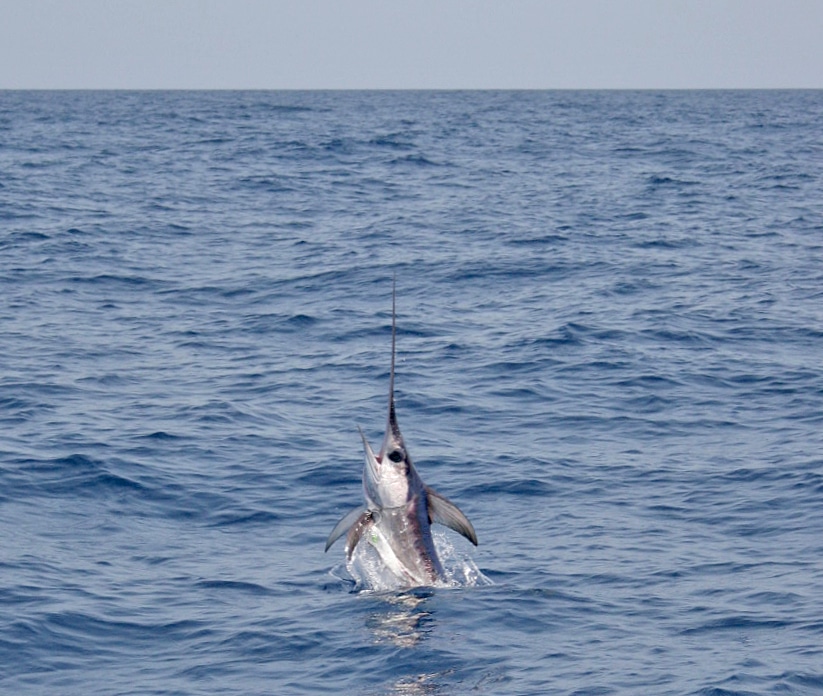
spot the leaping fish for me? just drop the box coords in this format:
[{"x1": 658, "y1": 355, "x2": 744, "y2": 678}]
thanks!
[{"x1": 325, "y1": 283, "x2": 478, "y2": 587}]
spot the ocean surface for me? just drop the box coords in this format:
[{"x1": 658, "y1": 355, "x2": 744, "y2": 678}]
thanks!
[{"x1": 2, "y1": 90, "x2": 823, "y2": 695}]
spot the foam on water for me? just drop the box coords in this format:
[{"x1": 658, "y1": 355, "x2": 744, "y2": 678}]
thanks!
[{"x1": 334, "y1": 529, "x2": 492, "y2": 593}]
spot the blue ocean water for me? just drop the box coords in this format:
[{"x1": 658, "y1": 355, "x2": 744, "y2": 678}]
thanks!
[{"x1": 1, "y1": 89, "x2": 823, "y2": 695}]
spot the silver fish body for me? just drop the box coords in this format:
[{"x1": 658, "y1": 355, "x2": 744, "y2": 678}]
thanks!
[{"x1": 326, "y1": 284, "x2": 477, "y2": 587}]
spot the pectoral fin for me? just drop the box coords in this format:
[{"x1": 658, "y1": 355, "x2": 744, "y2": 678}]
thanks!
[
  {"x1": 427, "y1": 487, "x2": 478, "y2": 546},
  {"x1": 325, "y1": 506, "x2": 366, "y2": 552},
  {"x1": 345, "y1": 510, "x2": 376, "y2": 560}
]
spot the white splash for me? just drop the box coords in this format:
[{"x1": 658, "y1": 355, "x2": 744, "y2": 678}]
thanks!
[{"x1": 342, "y1": 529, "x2": 492, "y2": 593}]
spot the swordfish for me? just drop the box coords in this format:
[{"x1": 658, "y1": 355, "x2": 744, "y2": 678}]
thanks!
[{"x1": 325, "y1": 286, "x2": 478, "y2": 587}]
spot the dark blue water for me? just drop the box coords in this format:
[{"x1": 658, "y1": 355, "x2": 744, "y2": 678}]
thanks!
[{"x1": 2, "y1": 90, "x2": 823, "y2": 695}]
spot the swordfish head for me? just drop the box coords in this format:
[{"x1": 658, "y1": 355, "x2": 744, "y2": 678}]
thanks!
[{"x1": 360, "y1": 285, "x2": 426, "y2": 510}]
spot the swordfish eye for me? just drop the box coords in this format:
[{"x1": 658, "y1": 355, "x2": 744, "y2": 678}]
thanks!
[{"x1": 387, "y1": 449, "x2": 404, "y2": 463}]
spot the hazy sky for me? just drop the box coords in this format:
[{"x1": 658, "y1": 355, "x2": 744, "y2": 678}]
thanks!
[{"x1": 2, "y1": 0, "x2": 822, "y2": 89}]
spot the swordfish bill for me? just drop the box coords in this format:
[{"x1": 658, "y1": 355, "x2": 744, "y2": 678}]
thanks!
[{"x1": 325, "y1": 283, "x2": 477, "y2": 587}]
